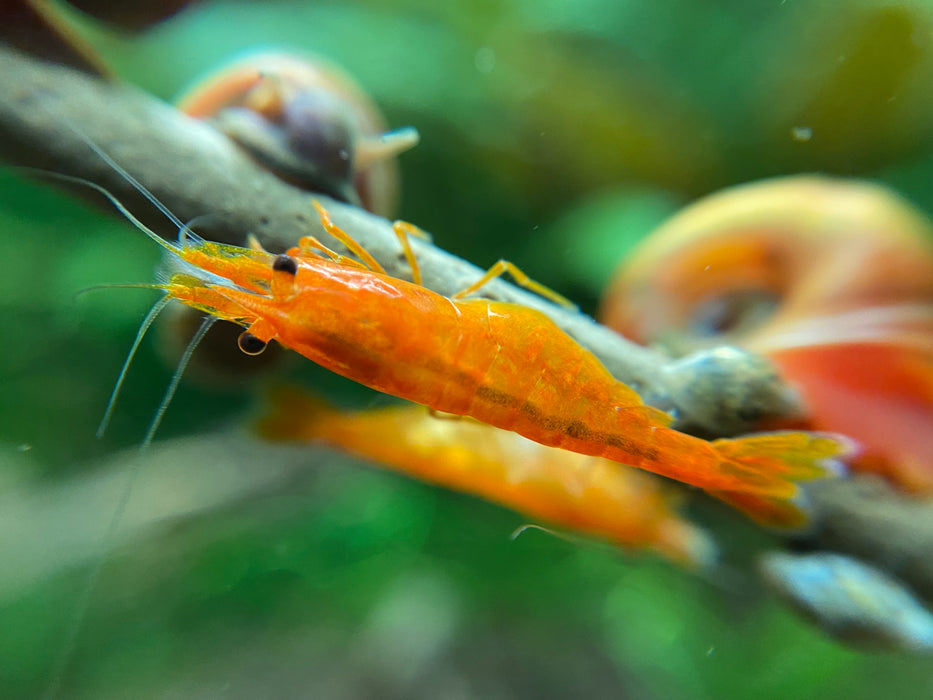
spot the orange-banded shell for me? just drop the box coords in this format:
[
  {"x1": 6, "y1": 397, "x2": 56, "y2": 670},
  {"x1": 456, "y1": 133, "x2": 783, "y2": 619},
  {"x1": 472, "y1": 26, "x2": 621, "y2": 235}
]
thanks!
[
  {"x1": 176, "y1": 51, "x2": 419, "y2": 217},
  {"x1": 601, "y1": 176, "x2": 933, "y2": 493}
]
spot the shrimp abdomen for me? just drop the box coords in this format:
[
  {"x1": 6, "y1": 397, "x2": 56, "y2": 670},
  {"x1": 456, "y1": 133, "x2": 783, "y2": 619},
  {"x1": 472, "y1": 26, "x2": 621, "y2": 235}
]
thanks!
[{"x1": 454, "y1": 300, "x2": 668, "y2": 441}]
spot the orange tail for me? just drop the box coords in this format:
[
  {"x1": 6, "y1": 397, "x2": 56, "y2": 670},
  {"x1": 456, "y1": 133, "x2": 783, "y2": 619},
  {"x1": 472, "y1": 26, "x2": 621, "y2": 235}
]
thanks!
[{"x1": 709, "y1": 431, "x2": 856, "y2": 528}]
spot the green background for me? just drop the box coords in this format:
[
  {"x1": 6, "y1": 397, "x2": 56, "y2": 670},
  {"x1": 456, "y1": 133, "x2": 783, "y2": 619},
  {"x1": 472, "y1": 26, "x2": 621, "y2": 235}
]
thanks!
[{"x1": 2, "y1": 0, "x2": 933, "y2": 697}]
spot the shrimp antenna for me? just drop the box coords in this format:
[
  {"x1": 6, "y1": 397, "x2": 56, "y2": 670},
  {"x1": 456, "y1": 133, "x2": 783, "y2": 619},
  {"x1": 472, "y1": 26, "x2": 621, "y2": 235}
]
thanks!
[
  {"x1": 43, "y1": 315, "x2": 216, "y2": 700},
  {"x1": 140, "y1": 315, "x2": 216, "y2": 452},
  {"x1": 73, "y1": 283, "x2": 165, "y2": 301},
  {"x1": 95, "y1": 295, "x2": 172, "y2": 438},
  {"x1": 11, "y1": 168, "x2": 179, "y2": 255},
  {"x1": 177, "y1": 214, "x2": 215, "y2": 247},
  {"x1": 60, "y1": 121, "x2": 191, "y2": 235}
]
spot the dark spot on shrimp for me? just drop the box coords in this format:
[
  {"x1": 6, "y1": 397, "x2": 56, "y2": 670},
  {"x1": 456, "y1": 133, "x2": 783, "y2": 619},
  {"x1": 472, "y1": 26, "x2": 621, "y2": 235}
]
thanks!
[
  {"x1": 238, "y1": 331, "x2": 268, "y2": 355},
  {"x1": 519, "y1": 401, "x2": 563, "y2": 432},
  {"x1": 475, "y1": 385, "x2": 520, "y2": 407},
  {"x1": 566, "y1": 421, "x2": 591, "y2": 440},
  {"x1": 605, "y1": 433, "x2": 660, "y2": 462},
  {"x1": 273, "y1": 254, "x2": 298, "y2": 276}
]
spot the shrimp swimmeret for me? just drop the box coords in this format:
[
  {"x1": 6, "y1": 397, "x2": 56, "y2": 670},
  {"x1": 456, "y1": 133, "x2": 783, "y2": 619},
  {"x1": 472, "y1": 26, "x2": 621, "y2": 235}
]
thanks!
[{"x1": 105, "y1": 190, "x2": 852, "y2": 525}]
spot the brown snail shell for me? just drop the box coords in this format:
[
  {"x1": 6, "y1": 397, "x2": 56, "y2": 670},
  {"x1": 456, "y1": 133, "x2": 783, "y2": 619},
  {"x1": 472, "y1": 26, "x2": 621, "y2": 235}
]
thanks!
[{"x1": 176, "y1": 51, "x2": 419, "y2": 217}]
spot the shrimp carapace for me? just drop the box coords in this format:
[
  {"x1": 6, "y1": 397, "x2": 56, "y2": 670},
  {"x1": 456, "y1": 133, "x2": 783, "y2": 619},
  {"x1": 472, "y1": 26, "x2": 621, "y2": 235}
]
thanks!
[
  {"x1": 156, "y1": 201, "x2": 854, "y2": 517},
  {"x1": 258, "y1": 387, "x2": 718, "y2": 568}
]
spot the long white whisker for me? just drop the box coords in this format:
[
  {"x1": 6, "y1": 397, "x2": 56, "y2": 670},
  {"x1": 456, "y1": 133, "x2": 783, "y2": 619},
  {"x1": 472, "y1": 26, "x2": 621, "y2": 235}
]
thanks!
[
  {"x1": 10, "y1": 167, "x2": 178, "y2": 254},
  {"x1": 61, "y1": 123, "x2": 190, "y2": 234},
  {"x1": 43, "y1": 315, "x2": 217, "y2": 700},
  {"x1": 178, "y1": 214, "x2": 213, "y2": 246},
  {"x1": 140, "y1": 316, "x2": 217, "y2": 452},
  {"x1": 73, "y1": 283, "x2": 164, "y2": 301},
  {"x1": 32, "y1": 117, "x2": 226, "y2": 700},
  {"x1": 96, "y1": 295, "x2": 172, "y2": 439}
]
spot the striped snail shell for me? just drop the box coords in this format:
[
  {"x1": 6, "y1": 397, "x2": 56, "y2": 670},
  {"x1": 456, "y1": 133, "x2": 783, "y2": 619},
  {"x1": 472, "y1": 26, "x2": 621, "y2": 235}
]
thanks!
[{"x1": 177, "y1": 51, "x2": 419, "y2": 217}]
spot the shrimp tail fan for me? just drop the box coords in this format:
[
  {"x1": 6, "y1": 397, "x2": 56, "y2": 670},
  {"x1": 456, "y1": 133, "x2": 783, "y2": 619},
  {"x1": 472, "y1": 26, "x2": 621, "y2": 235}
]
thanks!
[{"x1": 709, "y1": 431, "x2": 858, "y2": 529}]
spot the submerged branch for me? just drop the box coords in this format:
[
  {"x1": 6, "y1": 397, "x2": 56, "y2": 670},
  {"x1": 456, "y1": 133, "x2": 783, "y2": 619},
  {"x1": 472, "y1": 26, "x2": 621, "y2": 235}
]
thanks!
[
  {"x1": 0, "y1": 45, "x2": 796, "y2": 437},
  {"x1": 2, "y1": 46, "x2": 932, "y2": 602}
]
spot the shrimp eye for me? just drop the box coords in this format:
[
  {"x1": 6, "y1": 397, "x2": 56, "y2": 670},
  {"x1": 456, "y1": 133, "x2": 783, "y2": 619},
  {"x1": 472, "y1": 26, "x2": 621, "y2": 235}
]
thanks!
[
  {"x1": 273, "y1": 254, "x2": 298, "y2": 275},
  {"x1": 238, "y1": 331, "x2": 268, "y2": 355},
  {"x1": 689, "y1": 290, "x2": 779, "y2": 338}
]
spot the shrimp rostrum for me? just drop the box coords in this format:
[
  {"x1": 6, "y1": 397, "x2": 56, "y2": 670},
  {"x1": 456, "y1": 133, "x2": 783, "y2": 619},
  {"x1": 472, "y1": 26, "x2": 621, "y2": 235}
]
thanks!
[{"x1": 132, "y1": 197, "x2": 853, "y2": 528}]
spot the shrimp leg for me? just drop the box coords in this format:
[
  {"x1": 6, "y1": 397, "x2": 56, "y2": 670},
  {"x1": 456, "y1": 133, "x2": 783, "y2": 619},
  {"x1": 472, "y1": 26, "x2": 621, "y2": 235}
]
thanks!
[
  {"x1": 312, "y1": 200, "x2": 385, "y2": 273},
  {"x1": 308, "y1": 201, "x2": 565, "y2": 302},
  {"x1": 453, "y1": 259, "x2": 577, "y2": 309},
  {"x1": 391, "y1": 220, "x2": 428, "y2": 285},
  {"x1": 310, "y1": 200, "x2": 427, "y2": 284},
  {"x1": 249, "y1": 230, "x2": 356, "y2": 269},
  {"x1": 291, "y1": 234, "x2": 370, "y2": 269}
]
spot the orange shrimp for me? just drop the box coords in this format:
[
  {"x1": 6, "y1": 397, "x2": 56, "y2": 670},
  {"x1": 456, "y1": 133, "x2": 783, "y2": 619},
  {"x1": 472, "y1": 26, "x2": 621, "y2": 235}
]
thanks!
[
  {"x1": 64, "y1": 133, "x2": 851, "y2": 520},
  {"x1": 257, "y1": 387, "x2": 717, "y2": 568},
  {"x1": 142, "y1": 202, "x2": 853, "y2": 514}
]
